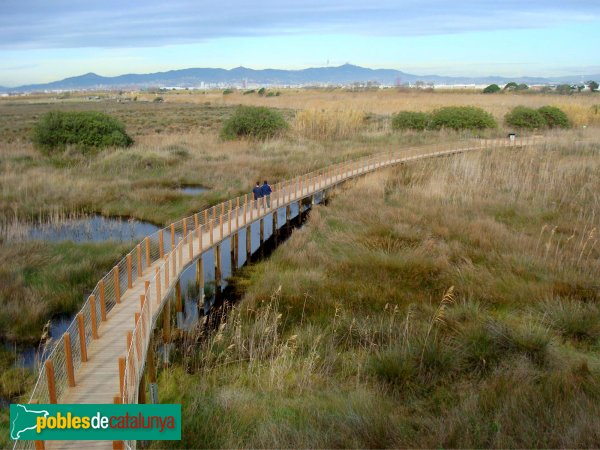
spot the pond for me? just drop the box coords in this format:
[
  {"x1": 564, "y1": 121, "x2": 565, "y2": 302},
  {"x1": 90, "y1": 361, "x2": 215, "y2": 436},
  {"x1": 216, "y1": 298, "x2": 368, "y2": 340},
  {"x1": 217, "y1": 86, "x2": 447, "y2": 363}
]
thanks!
[
  {"x1": 178, "y1": 185, "x2": 209, "y2": 196},
  {"x1": 4, "y1": 215, "x2": 162, "y2": 243}
]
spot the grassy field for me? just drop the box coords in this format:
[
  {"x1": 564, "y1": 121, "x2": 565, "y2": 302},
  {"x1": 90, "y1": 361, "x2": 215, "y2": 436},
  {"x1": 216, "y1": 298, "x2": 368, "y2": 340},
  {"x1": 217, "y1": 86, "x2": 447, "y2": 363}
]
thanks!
[
  {"x1": 0, "y1": 89, "x2": 598, "y2": 448},
  {"x1": 151, "y1": 137, "x2": 600, "y2": 448}
]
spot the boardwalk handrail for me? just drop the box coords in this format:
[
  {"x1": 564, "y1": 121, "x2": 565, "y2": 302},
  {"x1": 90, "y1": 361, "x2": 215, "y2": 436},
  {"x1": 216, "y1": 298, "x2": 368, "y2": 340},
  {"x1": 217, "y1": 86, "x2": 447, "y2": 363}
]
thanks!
[{"x1": 18, "y1": 137, "x2": 540, "y2": 449}]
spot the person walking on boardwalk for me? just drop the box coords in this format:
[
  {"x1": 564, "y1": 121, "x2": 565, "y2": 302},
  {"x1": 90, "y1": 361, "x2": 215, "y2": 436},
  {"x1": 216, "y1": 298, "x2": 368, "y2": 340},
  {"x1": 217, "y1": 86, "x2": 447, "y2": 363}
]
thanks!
[
  {"x1": 261, "y1": 180, "x2": 272, "y2": 208},
  {"x1": 252, "y1": 181, "x2": 262, "y2": 209}
]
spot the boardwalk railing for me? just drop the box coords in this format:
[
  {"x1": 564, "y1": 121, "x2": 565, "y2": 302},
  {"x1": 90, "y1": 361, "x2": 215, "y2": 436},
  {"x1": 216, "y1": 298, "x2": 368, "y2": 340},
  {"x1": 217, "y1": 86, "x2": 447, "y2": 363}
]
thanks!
[{"x1": 17, "y1": 137, "x2": 540, "y2": 449}]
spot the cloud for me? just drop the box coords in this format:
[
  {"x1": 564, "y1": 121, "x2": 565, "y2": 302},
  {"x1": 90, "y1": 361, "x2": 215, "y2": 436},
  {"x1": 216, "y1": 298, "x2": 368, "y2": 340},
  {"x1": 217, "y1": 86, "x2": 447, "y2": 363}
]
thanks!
[{"x1": 1, "y1": 0, "x2": 599, "y2": 49}]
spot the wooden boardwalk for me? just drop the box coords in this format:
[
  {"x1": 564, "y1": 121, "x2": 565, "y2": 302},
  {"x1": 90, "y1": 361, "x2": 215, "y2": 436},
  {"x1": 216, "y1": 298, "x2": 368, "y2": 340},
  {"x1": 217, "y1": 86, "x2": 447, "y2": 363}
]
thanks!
[{"x1": 30, "y1": 140, "x2": 532, "y2": 450}]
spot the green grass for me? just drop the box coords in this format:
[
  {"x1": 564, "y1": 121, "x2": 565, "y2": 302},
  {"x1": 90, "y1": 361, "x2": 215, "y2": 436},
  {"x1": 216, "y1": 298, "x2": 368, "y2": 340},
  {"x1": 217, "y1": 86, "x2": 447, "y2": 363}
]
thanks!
[
  {"x1": 150, "y1": 141, "x2": 600, "y2": 448},
  {"x1": 0, "y1": 241, "x2": 130, "y2": 344}
]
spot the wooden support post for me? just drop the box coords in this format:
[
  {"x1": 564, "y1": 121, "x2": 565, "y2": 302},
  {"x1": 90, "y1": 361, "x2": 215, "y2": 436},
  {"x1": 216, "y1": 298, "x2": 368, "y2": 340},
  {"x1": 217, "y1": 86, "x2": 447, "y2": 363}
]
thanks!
[
  {"x1": 145, "y1": 280, "x2": 150, "y2": 295},
  {"x1": 127, "y1": 254, "x2": 132, "y2": 289},
  {"x1": 174, "y1": 247, "x2": 178, "y2": 277},
  {"x1": 118, "y1": 357, "x2": 126, "y2": 396},
  {"x1": 188, "y1": 231, "x2": 193, "y2": 259},
  {"x1": 31, "y1": 400, "x2": 45, "y2": 450},
  {"x1": 137, "y1": 244, "x2": 142, "y2": 277},
  {"x1": 140, "y1": 294, "x2": 146, "y2": 310},
  {"x1": 209, "y1": 219, "x2": 214, "y2": 245},
  {"x1": 145, "y1": 237, "x2": 151, "y2": 268},
  {"x1": 175, "y1": 281, "x2": 182, "y2": 313},
  {"x1": 246, "y1": 225, "x2": 251, "y2": 259},
  {"x1": 114, "y1": 266, "x2": 120, "y2": 303},
  {"x1": 159, "y1": 230, "x2": 164, "y2": 258},
  {"x1": 170, "y1": 223, "x2": 175, "y2": 251},
  {"x1": 183, "y1": 219, "x2": 187, "y2": 238},
  {"x1": 196, "y1": 258, "x2": 204, "y2": 300},
  {"x1": 77, "y1": 312, "x2": 87, "y2": 362},
  {"x1": 273, "y1": 210, "x2": 279, "y2": 244},
  {"x1": 243, "y1": 194, "x2": 248, "y2": 225},
  {"x1": 64, "y1": 332, "x2": 75, "y2": 387},
  {"x1": 99, "y1": 279, "x2": 107, "y2": 321},
  {"x1": 45, "y1": 360, "x2": 57, "y2": 403},
  {"x1": 228, "y1": 210, "x2": 232, "y2": 235},
  {"x1": 260, "y1": 218, "x2": 264, "y2": 244},
  {"x1": 219, "y1": 214, "x2": 223, "y2": 239},
  {"x1": 236, "y1": 198, "x2": 240, "y2": 229},
  {"x1": 90, "y1": 295, "x2": 99, "y2": 339},
  {"x1": 194, "y1": 213, "x2": 199, "y2": 231},
  {"x1": 204, "y1": 209, "x2": 209, "y2": 226},
  {"x1": 215, "y1": 244, "x2": 221, "y2": 292},
  {"x1": 162, "y1": 301, "x2": 171, "y2": 343},
  {"x1": 138, "y1": 373, "x2": 146, "y2": 404},
  {"x1": 177, "y1": 240, "x2": 182, "y2": 273},
  {"x1": 230, "y1": 233, "x2": 237, "y2": 272},
  {"x1": 134, "y1": 313, "x2": 141, "y2": 356}
]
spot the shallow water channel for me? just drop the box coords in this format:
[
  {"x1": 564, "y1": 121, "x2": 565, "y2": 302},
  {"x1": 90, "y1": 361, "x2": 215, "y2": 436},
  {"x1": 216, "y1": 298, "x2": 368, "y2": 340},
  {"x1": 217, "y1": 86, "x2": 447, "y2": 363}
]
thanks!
[{"x1": 7, "y1": 194, "x2": 321, "y2": 370}]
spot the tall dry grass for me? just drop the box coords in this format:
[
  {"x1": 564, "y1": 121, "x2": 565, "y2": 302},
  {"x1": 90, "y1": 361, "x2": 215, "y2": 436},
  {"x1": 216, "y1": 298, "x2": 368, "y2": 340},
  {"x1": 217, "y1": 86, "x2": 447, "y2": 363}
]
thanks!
[
  {"x1": 293, "y1": 108, "x2": 365, "y2": 140},
  {"x1": 153, "y1": 134, "x2": 600, "y2": 448}
]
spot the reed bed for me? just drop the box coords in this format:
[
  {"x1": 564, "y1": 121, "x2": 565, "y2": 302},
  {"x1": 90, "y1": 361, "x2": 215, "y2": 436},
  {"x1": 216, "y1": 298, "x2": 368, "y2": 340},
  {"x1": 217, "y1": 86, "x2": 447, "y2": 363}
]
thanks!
[{"x1": 153, "y1": 137, "x2": 600, "y2": 449}]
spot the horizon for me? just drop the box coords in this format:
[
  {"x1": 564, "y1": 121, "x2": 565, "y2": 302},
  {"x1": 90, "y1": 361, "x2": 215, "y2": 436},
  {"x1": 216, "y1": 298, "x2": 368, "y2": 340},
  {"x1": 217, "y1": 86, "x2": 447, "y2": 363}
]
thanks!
[{"x1": 1, "y1": 1, "x2": 600, "y2": 87}]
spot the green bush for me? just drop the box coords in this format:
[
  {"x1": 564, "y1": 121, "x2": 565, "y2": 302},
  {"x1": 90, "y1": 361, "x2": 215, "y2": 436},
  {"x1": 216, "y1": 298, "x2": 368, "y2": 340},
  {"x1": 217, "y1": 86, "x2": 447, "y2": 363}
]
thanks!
[
  {"x1": 220, "y1": 105, "x2": 288, "y2": 140},
  {"x1": 429, "y1": 106, "x2": 497, "y2": 130},
  {"x1": 32, "y1": 111, "x2": 133, "y2": 153},
  {"x1": 391, "y1": 111, "x2": 431, "y2": 131},
  {"x1": 223, "y1": 89, "x2": 234, "y2": 95},
  {"x1": 537, "y1": 106, "x2": 571, "y2": 129},
  {"x1": 505, "y1": 106, "x2": 547, "y2": 129},
  {"x1": 483, "y1": 84, "x2": 501, "y2": 94}
]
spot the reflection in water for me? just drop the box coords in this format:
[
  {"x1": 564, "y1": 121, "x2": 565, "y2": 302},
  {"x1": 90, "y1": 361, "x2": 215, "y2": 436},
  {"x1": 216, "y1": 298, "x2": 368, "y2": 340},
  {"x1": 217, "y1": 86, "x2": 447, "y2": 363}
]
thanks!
[{"x1": 179, "y1": 185, "x2": 209, "y2": 196}]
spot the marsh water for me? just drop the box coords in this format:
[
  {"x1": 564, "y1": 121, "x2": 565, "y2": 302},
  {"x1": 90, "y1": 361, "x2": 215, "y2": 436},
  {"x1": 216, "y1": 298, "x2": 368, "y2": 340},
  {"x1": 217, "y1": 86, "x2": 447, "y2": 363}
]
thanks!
[{"x1": 8, "y1": 194, "x2": 321, "y2": 370}]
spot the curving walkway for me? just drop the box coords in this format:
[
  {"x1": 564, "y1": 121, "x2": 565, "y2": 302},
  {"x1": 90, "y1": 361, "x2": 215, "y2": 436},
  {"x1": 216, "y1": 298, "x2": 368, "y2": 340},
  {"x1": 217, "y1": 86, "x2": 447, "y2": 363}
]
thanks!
[{"x1": 19, "y1": 138, "x2": 539, "y2": 450}]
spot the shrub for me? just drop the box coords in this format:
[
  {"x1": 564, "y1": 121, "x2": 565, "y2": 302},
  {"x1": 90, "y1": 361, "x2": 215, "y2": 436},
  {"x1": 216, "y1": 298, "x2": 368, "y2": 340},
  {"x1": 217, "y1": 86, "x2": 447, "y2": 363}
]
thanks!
[
  {"x1": 483, "y1": 84, "x2": 501, "y2": 94},
  {"x1": 391, "y1": 111, "x2": 431, "y2": 131},
  {"x1": 31, "y1": 111, "x2": 133, "y2": 153},
  {"x1": 505, "y1": 106, "x2": 547, "y2": 129},
  {"x1": 429, "y1": 106, "x2": 496, "y2": 130},
  {"x1": 223, "y1": 89, "x2": 234, "y2": 95},
  {"x1": 220, "y1": 105, "x2": 288, "y2": 140},
  {"x1": 257, "y1": 87, "x2": 266, "y2": 96},
  {"x1": 537, "y1": 106, "x2": 571, "y2": 129}
]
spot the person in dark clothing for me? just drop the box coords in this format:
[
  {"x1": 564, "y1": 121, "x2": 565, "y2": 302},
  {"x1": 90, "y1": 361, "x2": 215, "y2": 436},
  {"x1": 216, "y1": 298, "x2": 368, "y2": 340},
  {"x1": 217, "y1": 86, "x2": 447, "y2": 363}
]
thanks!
[
  {"x1": 261, "y1": 180, "x2": 272, "y2": 208},
  {"x1": 252, "y1": 181, "x2": 262, "y2": 208}
]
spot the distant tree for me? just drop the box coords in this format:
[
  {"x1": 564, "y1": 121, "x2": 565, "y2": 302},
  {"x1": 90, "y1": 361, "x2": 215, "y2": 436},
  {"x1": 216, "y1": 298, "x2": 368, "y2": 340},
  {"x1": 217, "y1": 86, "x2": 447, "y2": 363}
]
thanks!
[
  {"x1": 516, "y1": 83, "x2": 529, "y2": 91},
  {"x1": 258, "y1": 87, "x2": 266, "y2": 96},
  {"x1": 587, "y1": 80, "x2": 599, "y2": 92},
  {"x1": 556, "y1": 84, "x2": 575, "y2": 95},
  {"x1": 577, "y1": 85, "x2": 585, "y2": 93},
  {"x1": 483, "y1": 84, "x2": 501, "y2": 94},
  {"x1": 503, "y1": 82, "x2": 519, "y2": 91}
]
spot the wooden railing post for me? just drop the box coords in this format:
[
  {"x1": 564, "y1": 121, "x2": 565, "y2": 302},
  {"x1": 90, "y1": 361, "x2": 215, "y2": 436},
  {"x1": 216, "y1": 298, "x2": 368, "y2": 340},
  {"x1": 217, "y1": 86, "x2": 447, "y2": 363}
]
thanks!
[
  {"x1": 45, "y1": 360, "x2": 57, "y2": 404},
  {"x1": 90, "y1": 294, "x2": 99, "y2": 339},
  {"x1": 77, "y1": 312, "x2": 87, "y2": 362},
  {"x1": 30, "y1": 400, "x2": 45, "y2": 450},
  {"x1": 137, "y1": 244, "x2": 142, "y2": 277},
  {"x1": 118, "y1": 357, "x2": 126, "y2": 397},
  {"x1": 170, "y1": 223, "x2": 176, "y2": 251},
  {"x1": 236, "y1": 198, "x2": 240, "y2": 228},
  {"x1": 215, "y1": 244, "x2": 221, "y2": 292},
  {"x1": 244, "y1": 194, "x2": 248, "y2": 225},
  {"x1": 127, "y1": 254, "x2": 132, "y2": 289},
  {"x1": 114, "y1": 266, "x2": 120, "y2": 303},
  {"x1": 64, "y1": 332, "x2": 75, "y2": 387},
  {"x1": 145, "y1": 237, "x2": 151, "y2": 267},
  {"x1": 159, "y1": 230, "x2": 164, "y2": 258},
  {"x1": 99, "y1": 279, "x2": 107, "y2": 321},
  {"x1": 209, "y1": 219, "x2": 214, "y2": 245}
]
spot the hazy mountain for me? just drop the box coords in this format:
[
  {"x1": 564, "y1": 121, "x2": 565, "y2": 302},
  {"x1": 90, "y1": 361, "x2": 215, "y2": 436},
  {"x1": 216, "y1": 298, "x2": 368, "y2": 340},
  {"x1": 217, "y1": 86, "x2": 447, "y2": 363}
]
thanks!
[{"x1": 1, "y1": 64, "x2": 599, "y2": 93}]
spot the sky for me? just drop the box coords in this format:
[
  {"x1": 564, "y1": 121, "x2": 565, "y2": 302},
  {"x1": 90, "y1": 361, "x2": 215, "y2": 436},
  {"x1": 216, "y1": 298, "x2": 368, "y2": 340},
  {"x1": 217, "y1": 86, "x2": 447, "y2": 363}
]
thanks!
[{"x1": 1, "y1": 0, "x2": 600, "y2": 86}]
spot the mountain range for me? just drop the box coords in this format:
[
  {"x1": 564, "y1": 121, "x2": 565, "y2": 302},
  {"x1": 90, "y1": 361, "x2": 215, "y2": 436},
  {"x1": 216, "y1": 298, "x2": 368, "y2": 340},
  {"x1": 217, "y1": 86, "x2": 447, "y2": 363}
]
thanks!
[{"x1": 1, "y1": 64, "x2": 598, "y2": 93}]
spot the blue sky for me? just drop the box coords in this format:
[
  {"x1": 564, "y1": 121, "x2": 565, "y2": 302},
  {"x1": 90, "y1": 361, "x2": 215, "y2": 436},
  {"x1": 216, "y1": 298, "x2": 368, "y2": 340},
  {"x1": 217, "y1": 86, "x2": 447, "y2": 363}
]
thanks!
[{"x1": 1, "y1": 0, "x2": 599, "y2": 86}]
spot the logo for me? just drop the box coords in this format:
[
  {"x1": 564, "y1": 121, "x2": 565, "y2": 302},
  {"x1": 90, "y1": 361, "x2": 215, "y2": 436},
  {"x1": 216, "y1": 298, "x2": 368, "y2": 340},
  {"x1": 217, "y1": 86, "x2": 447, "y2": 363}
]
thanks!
[{"x1": 10, "y1": 404, "x2": 181, "y2": 441}]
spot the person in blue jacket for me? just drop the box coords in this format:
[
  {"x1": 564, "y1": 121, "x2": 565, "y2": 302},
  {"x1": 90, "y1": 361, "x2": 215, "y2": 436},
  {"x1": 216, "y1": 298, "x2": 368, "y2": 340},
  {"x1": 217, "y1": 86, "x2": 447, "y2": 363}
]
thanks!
[
  {"x1": 252, "y1": 181, "x2": 262, "y2": 208},
  {"x1": 261, "y1": 180, "x2": 272, "y2": 208}
]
